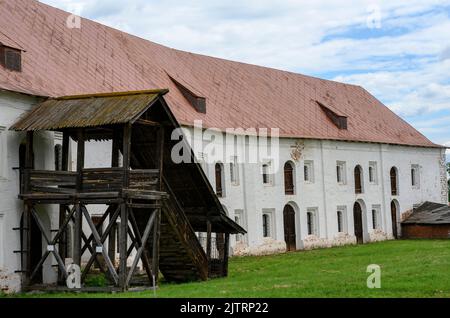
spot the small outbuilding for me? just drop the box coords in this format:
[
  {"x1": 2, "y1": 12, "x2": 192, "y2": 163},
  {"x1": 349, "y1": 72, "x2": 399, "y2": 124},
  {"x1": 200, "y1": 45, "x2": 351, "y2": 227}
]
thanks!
[{"x1": 401, "y1": 202, "x2": 450, "y2": 239}]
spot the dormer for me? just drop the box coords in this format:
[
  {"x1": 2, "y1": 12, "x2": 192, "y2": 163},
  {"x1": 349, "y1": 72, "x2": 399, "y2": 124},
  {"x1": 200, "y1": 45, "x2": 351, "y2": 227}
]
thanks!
[
  {"x1": 167, "y1": 73, "x2": 206, "y2": 114},
  {"x1": 316, "y1": 101, "x2": 348, "y2": 130},
  {"x1": 0, "y1": 45, "x2": 22, "y2": 72}
]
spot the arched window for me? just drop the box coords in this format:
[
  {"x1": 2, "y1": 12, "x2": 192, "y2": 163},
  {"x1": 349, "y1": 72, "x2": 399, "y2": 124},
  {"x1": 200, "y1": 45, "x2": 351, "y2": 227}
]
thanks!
[
  {"x1": 354, "y1": 165, "x2": 363, "y2": 194},
  {"x1": 215, "y1": 163, "x2": 224, "y2": 197},
  {"x1": 284, "y1": 162, "x2": 295, "y2": 195},
  {"x1": 390, "y1": 167, "x2": 398, "y2": 195}
]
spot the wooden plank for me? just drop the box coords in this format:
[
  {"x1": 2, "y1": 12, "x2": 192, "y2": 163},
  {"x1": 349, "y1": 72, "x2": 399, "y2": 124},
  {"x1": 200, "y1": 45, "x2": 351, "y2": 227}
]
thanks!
[
  {"x1": 119, "y1": 203, "x2": 128, "y2": 289},
  {"x1": 122, "y1": 124, "x2": 131, "y2": 188},
  {"x1": 73, "y1": 203, "x2": 82, "y2": 266},
  {"x1": 76, "y1": 129, "x2": 85, "y2": 191}
]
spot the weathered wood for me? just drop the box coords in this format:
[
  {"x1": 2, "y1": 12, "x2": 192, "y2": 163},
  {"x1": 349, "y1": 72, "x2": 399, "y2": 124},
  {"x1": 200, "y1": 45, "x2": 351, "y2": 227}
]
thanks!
[
  {"x1": 73, "y1": 203, "x2": 82, "y2": 266},
  {"x1": 152, "y1": 208, "x2": 161, "y2": 285},
  {"x1": 125, "y1": 210, "x2": 156, "y2": 287},
  {"x1": 112, "y1": 129, "x2": 120, "y2": 168},
  {"x1": 128, "y1": 209, "x2": 153, "y2": 283},
  {"x1": 81, "y1": 206, "x2": 119, "y2": 285},
  {"x1": 119, "y1": 203, "x2": 128, "y2": 290},
  {"x1": 122, "y1": 124, "x2": 131, "y2": 188},
  {"x1": 223, "y1": 233, "x2": 230, "y2": 277},
  {"x1": 206, "y1": 220, "x2": 212, "y2": 263},
  {"x1": 22, "y1": 203, "x2": 32, "y2": 286},
  {"x1": 76, "y1": 129, "x2": 85, "y2": 191}
]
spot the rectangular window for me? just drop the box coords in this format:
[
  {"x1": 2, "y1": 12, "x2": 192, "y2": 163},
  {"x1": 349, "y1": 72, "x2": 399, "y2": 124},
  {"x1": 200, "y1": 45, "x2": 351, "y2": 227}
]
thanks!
[
  {"x1": 262, "y1": 209, "x2": 275, "y2": 238},
  {"x1": 371, "y1": 205, "x2": 381, "y2": 230},
  {"x1": 0, "y1": 126, "x2": 6, "y2": 179},
  {"x1": 369, "y1": 161, "x2": 378, "y2": 184},
  {"x1": 411, "y1": 164, "x2": 420, "y2": 189},
  {"x1": 336, "y1": 206, "x2": 347, "y2": 233},
  {"x1": 234, "y1": 210, "x2": 246, "y2": 243},
  {"x1": 262, "y1": 161, "x2": 274, "y2": 185},
  {"x1": 230, "y1": 156, "x2": 239, "y2": 185},
  {"x1": 0, "y1": 214, "x2": 4, "y2": 269},
  {"x1": 336, "y1": 161, "x2": 346, "y2": 184},
  {"x1": 306, "y1": 208, "x2": 318, "y2": 236},
  {"x1": 304, "y1": 160, "x2": 314, "y2": 183}
]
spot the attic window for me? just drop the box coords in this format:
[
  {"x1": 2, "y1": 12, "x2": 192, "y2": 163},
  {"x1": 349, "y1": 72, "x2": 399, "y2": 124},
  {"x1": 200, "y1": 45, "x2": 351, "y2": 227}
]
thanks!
[
  {"x1": 317, "y1": 101, "x2": 347, "y2": 130},
  {"x1": 0, "y1": 45, "x2": 22, "y2": 72},
  {"x1": 168, "y1": 74, "x2": 206, "y2": 114}
]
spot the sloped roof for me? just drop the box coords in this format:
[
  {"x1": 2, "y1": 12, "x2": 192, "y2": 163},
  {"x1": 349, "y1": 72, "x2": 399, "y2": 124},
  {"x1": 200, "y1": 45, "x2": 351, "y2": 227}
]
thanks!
[
  {"x1": 402, "y1": 202, "x2": 450, "y2": 225},
  {"x1": 0, "y1": 0, "x2": 441, "y2": 148},
  {"x1": 10, "y1": 90, "x2": 167, "y2": 131}
]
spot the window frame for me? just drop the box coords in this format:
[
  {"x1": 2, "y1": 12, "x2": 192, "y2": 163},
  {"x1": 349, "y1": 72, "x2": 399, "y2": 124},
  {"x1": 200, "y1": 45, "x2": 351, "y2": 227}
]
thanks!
[
  {"x1": 371, "y1": 205, "x2": 381, "y2": 230},
  {"x1": 215, "y1": 162, "x2": 225, "y2": 197},
  {"x1": 230, "y1": 156, "x2": 240, "y2": 186},
  {"x1": 234, "y1": 209, "x2": 246, "y2": 243},
  {"x1": 284, "y1": 161, "x2": 295, "y2": 195},
  {"x1": 306, "y1": 208, "x2": 319, "y2": 236},
  {"x1": 368, "y1": 161, "x2": 378, "y2": 184},
  {"x1": 336, "y1": 161, "x2": 347, "y2": 185},
  {"x1": 262, "y1": 209, "x2": 276, "y2": 239},
  {"x1": 336, "y1": 206, "x2": 348, "y2": 233},
  {"x1": 262, "y1": 161, "x2": 274, "y2": 186},
  {"x1": 303, "y1": 160, "x2": 314, "y2": 183},
  {"x1": 411, "y1": 164, "x2": 420, "y2": 189}
]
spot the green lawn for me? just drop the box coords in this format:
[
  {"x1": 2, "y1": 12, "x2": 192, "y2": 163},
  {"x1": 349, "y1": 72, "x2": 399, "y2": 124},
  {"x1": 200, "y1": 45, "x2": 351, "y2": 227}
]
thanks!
[{"x1": 7, "y1": 240, "x2": 450, "y2": 298}]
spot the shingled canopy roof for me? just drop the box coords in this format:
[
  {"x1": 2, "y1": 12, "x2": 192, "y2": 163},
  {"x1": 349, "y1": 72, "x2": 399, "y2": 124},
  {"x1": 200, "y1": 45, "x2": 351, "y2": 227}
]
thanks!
[
  {"x1": 0, "y1": 0, "x2": 443, "y2": 148},
  {"x1": 402, "y1": 202, "x2": 450, "y2": 225},
  {"x1": 10, "y1": 90, "x2": 168, "y2": 131}
]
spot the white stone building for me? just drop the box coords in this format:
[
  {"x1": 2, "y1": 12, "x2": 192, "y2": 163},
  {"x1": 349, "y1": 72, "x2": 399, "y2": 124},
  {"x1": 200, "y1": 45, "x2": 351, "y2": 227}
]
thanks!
[{"x1": 0, "y1": 0, "x2": 448, "y2": 292}]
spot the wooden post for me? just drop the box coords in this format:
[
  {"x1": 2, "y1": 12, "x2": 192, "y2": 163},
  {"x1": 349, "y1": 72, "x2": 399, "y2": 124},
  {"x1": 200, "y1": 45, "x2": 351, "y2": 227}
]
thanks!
[
  {"x1": 119, "y1": 202, "x2": 128, "y2": 290},
  {"x1": 223, "y1": 233, "x2": 230, "y2": 277},
  {"x1": 206, "y1": 220, "x2": 212, "y2": 263},
  {"x1": 151, "y1": 208, "x2": 161, "y2": 286},
  {"x1": 109, "y1": 131, "x2": 120, "y2": 267},
  {"x1": 22, "y1": 202, "x2": 32, "y2": 286},
  {"x1": 73, "y1": 203, "x2": 82, "y2": 267},
  {"x1": 58, "y1": 132, "x2": 70, "y2": 284},
  {"x1": 76, "y1": 129, "x2": 85, "y2": 192},
  {"x1": 73, "y1": 130, "x2": 84, "y2": 268},
  {"x1": 122, "y1": 124, "x2": 131, "y2": 188},
  {"x1": 156, "y1": 126, "x2": 165, "y2": 188},
  {"x1": 23, "y1": 131, "x2": 34, "y2": 194}
]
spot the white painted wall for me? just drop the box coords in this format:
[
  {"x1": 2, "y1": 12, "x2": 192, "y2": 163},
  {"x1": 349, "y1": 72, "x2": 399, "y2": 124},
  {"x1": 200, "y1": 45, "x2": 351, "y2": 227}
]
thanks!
[
  {"x1": 0, "y1": 91, "x2": 58, "y2": 292},
  {"x1": 183, "y1": 127, "x2": 447, "y2": 254}
]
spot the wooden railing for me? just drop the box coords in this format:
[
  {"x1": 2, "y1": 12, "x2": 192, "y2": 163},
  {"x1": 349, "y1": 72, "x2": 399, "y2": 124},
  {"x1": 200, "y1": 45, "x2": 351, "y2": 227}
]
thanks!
[{"x1": 23, "y1": 168, "x2": 159, "y2": 194}]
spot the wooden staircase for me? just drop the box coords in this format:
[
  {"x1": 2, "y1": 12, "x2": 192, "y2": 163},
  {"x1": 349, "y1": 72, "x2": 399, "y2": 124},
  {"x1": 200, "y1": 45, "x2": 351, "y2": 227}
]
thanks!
[{"x1": 130, "y1": 142, "x2": 209, "y2": 282}]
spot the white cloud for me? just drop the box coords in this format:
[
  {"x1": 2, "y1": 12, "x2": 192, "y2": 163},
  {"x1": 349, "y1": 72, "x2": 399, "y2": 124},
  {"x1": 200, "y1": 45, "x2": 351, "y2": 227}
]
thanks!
[{"x1": 39, "y1": 0, "x2": 450, "y2": 143}]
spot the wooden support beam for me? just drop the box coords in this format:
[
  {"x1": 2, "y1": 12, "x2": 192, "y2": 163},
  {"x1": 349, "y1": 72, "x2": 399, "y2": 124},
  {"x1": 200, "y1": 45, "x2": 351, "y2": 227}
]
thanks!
[
  {"x1": 135, "y1": 119, "x2": 160, "y2": 127},
  {"x1": 23, "y1": 131, "x2": 34, "y2": 194},
  {"x1": 76, "y1": 129, "x2": 85, "y2": 192},
  {"x1": 58, "y1": 134, "x2": 69, "y2": 284},
  {"x1": 119, "y1": 203, "x2": 128, "y2": 290},
  {"x1": 157, "y1": 126, "x2": 165, "y2": 190},
  {"x1": 122, "y1": 124, "x2": 131, "y2": 188},
  {"x1": 111, "y1": 129, "x2": 120, "y2": 168},
  {"x1": 152, "y1": 208, "x2": 161, "y2": 285},
  {"x1": 22, "y1": 202, "x2": 32, "y2": 286},
  {"x1": 223, "y1": 233, "x2": 230, "y2": 277},
  {"x1": 206, "y1": 220, "x2": 212, "y2": 264},
  {"x1": 73, "y1": 203, "x2": 82, "y2": 267}
]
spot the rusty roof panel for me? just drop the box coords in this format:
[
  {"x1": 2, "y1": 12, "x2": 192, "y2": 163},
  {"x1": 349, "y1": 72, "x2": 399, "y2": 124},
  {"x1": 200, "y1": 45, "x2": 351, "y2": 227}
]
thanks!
[{"x1": 10, "y1": 90, "x2": 166, "y2": 131}]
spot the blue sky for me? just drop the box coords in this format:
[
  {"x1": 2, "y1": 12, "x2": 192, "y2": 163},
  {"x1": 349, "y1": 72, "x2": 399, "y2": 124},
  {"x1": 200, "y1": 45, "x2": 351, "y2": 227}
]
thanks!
[{"x1": 41, "y1": 0, "x2": 450, "y2": 148}]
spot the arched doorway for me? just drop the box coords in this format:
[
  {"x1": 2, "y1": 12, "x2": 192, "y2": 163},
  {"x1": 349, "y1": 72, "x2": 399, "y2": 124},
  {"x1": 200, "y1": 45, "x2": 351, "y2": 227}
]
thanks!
[
  {"x1": 390, "y1": 167, "x2": 398, "y2": 195},
  {"x1": 284, "y1": 162, "x2": 295, "y2": 195},
  {"x1": 283, "y1": 205, "x2": 296, "y2": 251},
  {"x1": 353, "y1": 202, "x2": 364, "y2": 244},
  {"x1": 354, "y1": 165, "x2": 363, "y2": 194},
  {"x1": 391, "y1": 200, "x2": 399, "y2": 239}
]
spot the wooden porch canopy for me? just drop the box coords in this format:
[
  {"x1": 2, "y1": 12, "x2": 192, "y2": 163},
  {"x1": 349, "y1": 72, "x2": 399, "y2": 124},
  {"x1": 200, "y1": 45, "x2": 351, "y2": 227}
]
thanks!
[{"x1": 10, "y1": 89, "x2": 245, "y2": 235}]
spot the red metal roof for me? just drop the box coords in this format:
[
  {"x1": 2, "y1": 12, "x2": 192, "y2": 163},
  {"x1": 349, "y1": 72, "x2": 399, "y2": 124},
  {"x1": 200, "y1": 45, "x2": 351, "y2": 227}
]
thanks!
[{"x1": 0, "y1": 0, "x2": 441, "y2": 148}]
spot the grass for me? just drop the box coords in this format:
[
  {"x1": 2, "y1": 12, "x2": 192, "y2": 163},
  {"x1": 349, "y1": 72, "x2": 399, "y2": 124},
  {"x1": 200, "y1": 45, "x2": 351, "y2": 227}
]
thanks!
[{"x1": 5, "y1": 240, "x2": 450, "y2": 298}]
